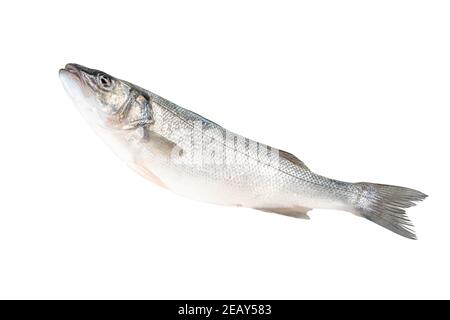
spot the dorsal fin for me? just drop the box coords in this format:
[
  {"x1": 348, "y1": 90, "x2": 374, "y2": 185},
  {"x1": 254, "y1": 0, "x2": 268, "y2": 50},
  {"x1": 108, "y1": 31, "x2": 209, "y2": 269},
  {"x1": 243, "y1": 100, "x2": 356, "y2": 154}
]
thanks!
[{"x1": 279, "y1": 149, "x2": 310, "y2": 171}]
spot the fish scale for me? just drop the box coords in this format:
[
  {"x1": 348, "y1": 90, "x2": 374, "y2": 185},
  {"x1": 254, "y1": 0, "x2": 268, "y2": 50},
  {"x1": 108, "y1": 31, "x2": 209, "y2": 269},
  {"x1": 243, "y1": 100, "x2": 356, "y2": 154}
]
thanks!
[
  {"x1": 60, "y1": 63, "x2": 427, "y2": 239},
  {"x1": 150, "y1": 94, "x2": 348, "y2": 204}
]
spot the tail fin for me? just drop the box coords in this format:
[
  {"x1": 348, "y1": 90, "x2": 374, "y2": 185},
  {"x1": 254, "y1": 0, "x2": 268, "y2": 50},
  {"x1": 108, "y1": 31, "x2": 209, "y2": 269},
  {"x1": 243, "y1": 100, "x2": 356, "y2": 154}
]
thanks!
[{"x1": 351, "y1": 183, "x2": 427, "y2": 239}]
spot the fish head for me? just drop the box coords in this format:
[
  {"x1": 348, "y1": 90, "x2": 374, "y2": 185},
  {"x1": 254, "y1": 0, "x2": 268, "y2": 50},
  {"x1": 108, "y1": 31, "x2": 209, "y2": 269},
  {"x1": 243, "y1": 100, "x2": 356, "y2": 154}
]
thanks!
[{"x1": 59, "y1": 63, "x2": 137, "y2": 129}]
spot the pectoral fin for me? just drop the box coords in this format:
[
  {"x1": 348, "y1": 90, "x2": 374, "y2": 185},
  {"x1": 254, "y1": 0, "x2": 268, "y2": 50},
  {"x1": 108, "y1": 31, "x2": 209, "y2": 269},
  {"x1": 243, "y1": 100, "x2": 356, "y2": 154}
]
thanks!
[
  {"x1": 129, "y1": 129, "x2": 183, "y2": 189},
  {"x1": 146, "y1": 130, "x2": 182, "y2": 158}
]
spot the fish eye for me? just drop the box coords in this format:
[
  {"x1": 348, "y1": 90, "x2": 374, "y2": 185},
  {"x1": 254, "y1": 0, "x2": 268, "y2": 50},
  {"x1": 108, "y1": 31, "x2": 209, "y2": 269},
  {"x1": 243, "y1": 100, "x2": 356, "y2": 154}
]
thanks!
[{"x1": 97, "y1": 73, "x2": 113, "y2": 89}]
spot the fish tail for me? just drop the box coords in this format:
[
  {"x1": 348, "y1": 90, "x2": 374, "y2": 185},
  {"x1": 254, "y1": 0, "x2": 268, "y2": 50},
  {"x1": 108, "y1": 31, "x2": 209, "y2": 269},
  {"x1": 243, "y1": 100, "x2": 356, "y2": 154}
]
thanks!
[{"x1": 349, "y1": 182, "x2": 427, "y2": 239}]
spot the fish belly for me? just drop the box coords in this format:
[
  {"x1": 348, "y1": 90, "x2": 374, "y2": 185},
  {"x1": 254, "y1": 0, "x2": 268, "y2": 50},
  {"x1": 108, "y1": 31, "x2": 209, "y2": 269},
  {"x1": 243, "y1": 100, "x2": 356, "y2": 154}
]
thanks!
[{"x1": 141, "y1": 151, "x2": 348, "y2": 212}]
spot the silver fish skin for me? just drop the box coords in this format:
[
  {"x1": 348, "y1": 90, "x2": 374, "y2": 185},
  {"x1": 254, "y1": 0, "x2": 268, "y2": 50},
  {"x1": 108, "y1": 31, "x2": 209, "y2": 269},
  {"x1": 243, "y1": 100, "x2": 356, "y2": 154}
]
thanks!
[{"x1": 59, "y1": 63, "x2": 427, "y2": 239}]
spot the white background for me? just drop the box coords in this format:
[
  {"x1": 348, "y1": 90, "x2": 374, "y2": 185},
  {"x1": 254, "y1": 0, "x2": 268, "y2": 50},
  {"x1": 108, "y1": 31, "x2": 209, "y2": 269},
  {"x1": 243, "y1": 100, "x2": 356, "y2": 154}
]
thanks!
[{"x1": 0, "y1": 0, "x2": 448, "y2": 299}]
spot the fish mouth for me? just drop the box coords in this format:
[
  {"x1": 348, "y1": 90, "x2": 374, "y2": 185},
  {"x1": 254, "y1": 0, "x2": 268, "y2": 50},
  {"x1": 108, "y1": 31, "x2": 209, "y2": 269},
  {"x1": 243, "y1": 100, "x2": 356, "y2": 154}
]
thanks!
[
  {"x1": 59, "y1": 63, "x2": 90, "y2": 101},
  {"x1": 61, "y1": 63, "x2": 95, "y2": 76},
  {"x1": 59, "y1": 65, "x2": 79, "y2": 83},
  {"x1": 65, "y1": 63, "x2": 80, "y2": 73},
  {"x1": 59, "y1": 63, "x2": 83, "y2": 79}
]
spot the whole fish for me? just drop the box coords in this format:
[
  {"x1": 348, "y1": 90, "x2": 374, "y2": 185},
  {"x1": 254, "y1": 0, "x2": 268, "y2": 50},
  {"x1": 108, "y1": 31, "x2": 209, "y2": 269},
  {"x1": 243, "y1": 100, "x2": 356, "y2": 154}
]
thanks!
[{"x1": 59, "y1": 63, "x2": 427, "y2": 239}]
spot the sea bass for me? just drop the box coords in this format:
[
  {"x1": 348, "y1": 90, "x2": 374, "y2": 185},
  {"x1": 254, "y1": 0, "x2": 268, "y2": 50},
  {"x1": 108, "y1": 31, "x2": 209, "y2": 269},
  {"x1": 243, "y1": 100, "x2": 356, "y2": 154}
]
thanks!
[{"x1": 59, "y1": 63, "x2": 427, "y2": 239}]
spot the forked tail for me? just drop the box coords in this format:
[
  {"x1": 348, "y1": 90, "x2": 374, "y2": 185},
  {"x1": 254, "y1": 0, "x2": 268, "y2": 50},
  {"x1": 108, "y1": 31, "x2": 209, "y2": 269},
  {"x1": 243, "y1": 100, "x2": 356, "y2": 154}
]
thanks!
[{"x1": 350, "y1": 182, "x2": 427, "y2": 239}]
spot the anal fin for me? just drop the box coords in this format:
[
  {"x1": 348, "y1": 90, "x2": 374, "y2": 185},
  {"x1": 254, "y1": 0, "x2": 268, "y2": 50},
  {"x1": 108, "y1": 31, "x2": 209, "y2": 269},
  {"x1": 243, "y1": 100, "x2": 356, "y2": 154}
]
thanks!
[{"x1": 254, "y1": 206, "x2": 312, "y2": 219}]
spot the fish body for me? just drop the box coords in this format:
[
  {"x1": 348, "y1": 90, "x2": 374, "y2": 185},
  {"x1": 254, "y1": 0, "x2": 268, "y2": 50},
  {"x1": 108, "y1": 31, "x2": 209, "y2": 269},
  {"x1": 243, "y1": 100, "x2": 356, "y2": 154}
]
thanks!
[{"x1": 60, "y1": 64, "x2": 427, "y2": 239}]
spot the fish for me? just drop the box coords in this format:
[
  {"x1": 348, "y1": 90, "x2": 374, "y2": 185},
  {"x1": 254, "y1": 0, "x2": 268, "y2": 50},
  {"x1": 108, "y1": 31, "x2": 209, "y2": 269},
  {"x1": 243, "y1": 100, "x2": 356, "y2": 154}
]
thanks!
[{"x1": 59, "y1": 63, "x2": 427, "y2": 239}]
